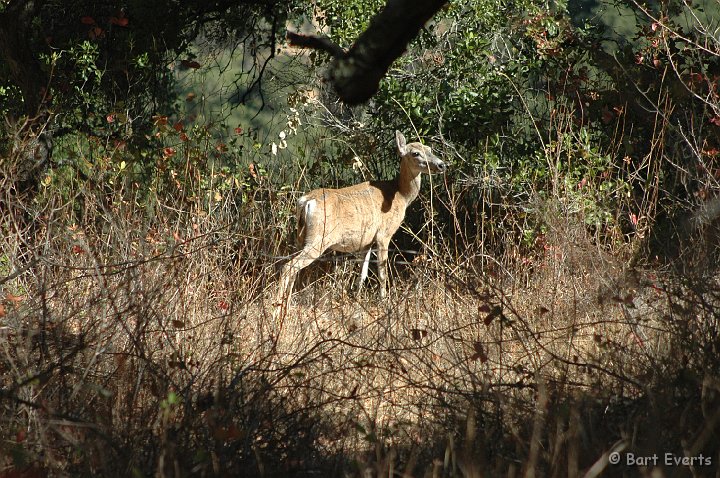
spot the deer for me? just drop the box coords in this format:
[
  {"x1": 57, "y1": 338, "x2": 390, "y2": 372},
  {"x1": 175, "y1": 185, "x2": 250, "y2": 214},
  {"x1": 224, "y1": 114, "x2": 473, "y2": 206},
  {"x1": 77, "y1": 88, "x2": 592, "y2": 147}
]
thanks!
[{"x1": 277, "y1": 130, "x2": 447, "y2": 308}]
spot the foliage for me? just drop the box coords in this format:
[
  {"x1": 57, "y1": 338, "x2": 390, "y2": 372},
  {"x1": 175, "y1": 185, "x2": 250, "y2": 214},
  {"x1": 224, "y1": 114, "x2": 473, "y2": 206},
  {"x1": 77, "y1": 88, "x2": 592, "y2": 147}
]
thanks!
[
  {"x1": 0, "y1": 0, "x2": 301, "y2": 141},
  {"x1": 299, "y1": 0, "x2": 719, "y2": 263},
  {"x1": 3, "y1": 0, "x2": 720, "y2": 476}
]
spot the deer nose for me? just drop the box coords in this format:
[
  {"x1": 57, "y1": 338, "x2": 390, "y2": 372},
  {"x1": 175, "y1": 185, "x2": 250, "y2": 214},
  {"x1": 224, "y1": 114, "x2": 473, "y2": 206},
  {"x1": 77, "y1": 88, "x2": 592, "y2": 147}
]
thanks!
[{"x1": 436, "y1": 161, "x2": 447, "y2": 172}]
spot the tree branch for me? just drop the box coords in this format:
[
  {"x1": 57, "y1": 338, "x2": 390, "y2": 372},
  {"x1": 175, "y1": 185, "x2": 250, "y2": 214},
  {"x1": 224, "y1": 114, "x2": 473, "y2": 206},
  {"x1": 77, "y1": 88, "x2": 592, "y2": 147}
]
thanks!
[
  {"x1": 289, "y1": 0, "x2": 448, "y2": 104},
  {"x1": 287, "y1": 31, "x2": 346, "y2": 58}
]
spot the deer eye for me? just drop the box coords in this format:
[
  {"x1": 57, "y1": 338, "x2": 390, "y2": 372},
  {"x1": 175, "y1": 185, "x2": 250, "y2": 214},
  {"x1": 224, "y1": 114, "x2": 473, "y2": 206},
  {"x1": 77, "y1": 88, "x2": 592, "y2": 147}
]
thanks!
[{"x1": 412, "y1": 151, "x2": 421, "y2": 157}]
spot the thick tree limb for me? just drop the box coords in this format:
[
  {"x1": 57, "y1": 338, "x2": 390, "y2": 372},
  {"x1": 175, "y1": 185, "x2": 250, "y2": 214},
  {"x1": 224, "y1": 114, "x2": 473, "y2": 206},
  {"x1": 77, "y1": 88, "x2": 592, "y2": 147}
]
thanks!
[
  {"x1": 289, "y1": 0, "x2": 448, "y2": 104},
  {"x1": 287, "y1": 31, "x2": 346, "y2": 58},
  {"x1": 0, "y1": 0, "x2": 47, "y2": 117}
]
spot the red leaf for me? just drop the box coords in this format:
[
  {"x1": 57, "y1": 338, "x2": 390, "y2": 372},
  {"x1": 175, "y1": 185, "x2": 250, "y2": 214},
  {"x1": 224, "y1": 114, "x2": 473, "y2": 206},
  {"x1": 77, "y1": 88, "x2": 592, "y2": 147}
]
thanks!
[
  {"x1": 89, "y1": 26, "x2": 104, "y2": 39},
  {"x1": 478, "y1": 303, "x2": 491, "y2": 313},
  {"x1": 483, "y1": 305, "x2": 503, "y2": 326},
  {"x1": 110, "y1": 16, "x2": 129, "y2": 27},
  {"x1": 173, "y1": 121, "x2": 184, "y2": 132},
  {"x1": 2, "y1": 466, "x2": 46, "y2": 478},
  {"x1": 181, "y1": 59, "x2": 202, "y2": 69},
  {"x1": 601, "y1": 106, "x2": 614, "y2": 124},
  {"x1": 214, "y1": 424, "x2": 241, "y2": 441},
  {"x1": 710, "y1": 116, "x2": 720, "y2": 126},
  {"x1": 410, "y1": 328, "x2": 428, "y2": 340},
  {"x1": 535, "y1": 306, "x2": 550, "y2": 316},
  {"x1": 6, "y1": 293, "x2": 24, "y2": 305},
  {"x1": 81, "y1": 16, "x2": 96, "y2": 25},
  {"x1": 470, "y1": 342, "x2": 488, "y2": 362}
]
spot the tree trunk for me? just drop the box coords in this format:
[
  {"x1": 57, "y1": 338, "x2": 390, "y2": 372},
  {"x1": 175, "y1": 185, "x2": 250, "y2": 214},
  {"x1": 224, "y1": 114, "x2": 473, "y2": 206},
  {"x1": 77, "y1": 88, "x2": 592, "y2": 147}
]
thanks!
[
  {"x1": 331, "y1": 0, "x2": 447, "y2": 104},
  {"x1": 0, "y1": 1, "x2": 48, "y2": 118},
  {"x1": 0, "y1": 1, "x2": 53, "y2": 208}
]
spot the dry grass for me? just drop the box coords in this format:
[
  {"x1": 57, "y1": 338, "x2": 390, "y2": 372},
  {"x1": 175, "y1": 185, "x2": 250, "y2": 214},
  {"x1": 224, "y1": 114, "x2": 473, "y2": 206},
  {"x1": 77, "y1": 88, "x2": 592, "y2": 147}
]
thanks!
[{"x1": 2, "y1": 136, "x2": 720, "y2": 477}]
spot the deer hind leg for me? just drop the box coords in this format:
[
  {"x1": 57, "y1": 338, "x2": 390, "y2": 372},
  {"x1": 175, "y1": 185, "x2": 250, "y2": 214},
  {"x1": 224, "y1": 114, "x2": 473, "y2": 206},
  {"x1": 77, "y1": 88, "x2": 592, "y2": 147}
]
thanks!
[
  {"x1": 376, "y1": 238, "x2": 390, "y2": 299},
  {"x1": 277, "y1": 242, "x2": 325, "y2": 307},
  {"x1": 356, "y1": 247, "x2": 373, "y2": 297}
]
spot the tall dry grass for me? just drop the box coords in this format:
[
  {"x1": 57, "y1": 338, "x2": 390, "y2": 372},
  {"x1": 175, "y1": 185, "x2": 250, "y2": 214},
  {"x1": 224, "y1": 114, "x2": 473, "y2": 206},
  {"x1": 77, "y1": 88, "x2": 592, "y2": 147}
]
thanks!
[{"x1": 1, "y1": 120, "x2": 720, "y2": 477}]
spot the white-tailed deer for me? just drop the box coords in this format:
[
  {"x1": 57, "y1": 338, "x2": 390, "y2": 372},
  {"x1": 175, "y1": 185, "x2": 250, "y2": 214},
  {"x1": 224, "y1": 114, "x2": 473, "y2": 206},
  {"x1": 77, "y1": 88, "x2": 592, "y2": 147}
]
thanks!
[{"x1": 277, "y1": 130, "x2": 447, "y2": 306}]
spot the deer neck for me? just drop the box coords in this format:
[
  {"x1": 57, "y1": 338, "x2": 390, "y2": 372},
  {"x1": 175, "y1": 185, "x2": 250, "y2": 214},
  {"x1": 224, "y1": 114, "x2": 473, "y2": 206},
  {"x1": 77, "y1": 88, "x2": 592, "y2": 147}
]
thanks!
[{"x1": 397, "y1": 158, "x2": 421, "y2": 204}]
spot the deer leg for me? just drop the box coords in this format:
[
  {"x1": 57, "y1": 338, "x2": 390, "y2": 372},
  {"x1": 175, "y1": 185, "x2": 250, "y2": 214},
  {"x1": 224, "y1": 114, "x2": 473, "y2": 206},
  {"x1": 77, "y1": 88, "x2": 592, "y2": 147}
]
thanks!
[
  {"x1": 356, "y1": 247, "x2": 373, "y2": 297},
  {"x1": 376, "y1": 238, "x2": 390, "y2": 299},
  {"x1": 277, "y1": 243, "x2": 324, "y2": 307}
]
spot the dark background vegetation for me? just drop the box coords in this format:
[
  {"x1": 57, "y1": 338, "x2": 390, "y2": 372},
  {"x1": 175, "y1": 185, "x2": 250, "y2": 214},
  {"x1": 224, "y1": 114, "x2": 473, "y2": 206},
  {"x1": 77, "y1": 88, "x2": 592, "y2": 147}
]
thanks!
[{"x1": 1, "y1": 0, "x2": 720, "y2": 476}]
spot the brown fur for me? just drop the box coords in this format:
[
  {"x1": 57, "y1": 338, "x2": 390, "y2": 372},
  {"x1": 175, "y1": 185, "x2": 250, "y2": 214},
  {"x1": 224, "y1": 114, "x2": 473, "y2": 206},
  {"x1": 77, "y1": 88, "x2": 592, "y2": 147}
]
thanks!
[{"x1": 277, "y1": 131, "x2": 447, "y2": 307}]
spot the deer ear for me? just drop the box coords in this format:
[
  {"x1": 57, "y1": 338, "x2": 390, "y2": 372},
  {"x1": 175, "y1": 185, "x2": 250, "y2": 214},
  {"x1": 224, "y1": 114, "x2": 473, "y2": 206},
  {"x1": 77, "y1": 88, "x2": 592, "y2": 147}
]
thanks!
[{"x1": 395, "y1": 131, "x2": 407, "y2": 155}]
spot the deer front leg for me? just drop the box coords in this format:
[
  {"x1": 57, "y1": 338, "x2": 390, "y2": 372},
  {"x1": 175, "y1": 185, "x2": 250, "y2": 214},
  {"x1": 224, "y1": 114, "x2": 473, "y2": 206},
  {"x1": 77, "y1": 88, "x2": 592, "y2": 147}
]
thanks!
[{"x1": 356, "y1": 247, "x2": 373, "y2": 297}]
